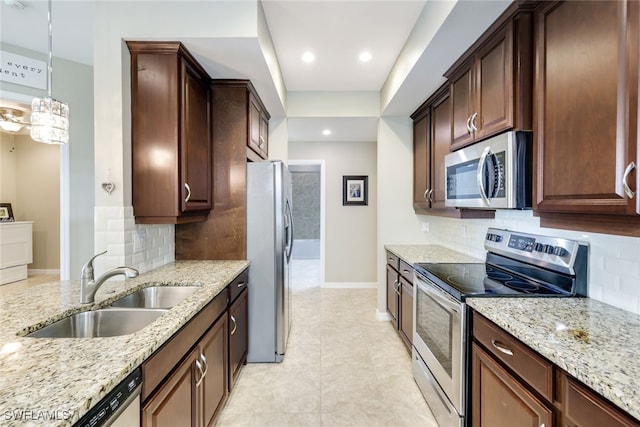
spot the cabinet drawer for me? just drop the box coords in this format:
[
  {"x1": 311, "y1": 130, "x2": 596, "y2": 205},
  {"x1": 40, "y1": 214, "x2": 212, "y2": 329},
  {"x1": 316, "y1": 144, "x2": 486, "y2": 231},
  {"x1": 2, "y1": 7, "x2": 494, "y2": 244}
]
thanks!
[
  {"x1": 142, "y1": 288, "x2": 229, "y2": 401},
  {"x1": 473, "y1": 313, "x2": 553, "y2": 401},
  {"x1": 229, "y1": 268, "x2": 249, "y2": 304},
  {"x1": 386, "y1": 251, "x2": 399, "y2": 270},
  {"x1": 399, "y1": 259, "x2": 413, "y2": 282}
]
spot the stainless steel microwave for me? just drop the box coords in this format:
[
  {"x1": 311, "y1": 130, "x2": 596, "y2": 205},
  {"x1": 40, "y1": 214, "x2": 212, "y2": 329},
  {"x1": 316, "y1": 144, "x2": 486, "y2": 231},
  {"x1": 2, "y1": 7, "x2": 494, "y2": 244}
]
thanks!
[{"x1": 444, "y1": 131, "x2": 533, "y2": 209}]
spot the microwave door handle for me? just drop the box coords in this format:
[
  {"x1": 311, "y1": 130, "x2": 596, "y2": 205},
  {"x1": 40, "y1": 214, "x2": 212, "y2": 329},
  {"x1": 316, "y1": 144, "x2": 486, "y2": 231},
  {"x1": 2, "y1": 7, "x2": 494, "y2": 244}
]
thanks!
[
  {"x1": 490, "y1": 151, "x2": 502, "y2": 199},
  {"x1": 476, "y1": 146, "x2": 492, "y2": 206}
]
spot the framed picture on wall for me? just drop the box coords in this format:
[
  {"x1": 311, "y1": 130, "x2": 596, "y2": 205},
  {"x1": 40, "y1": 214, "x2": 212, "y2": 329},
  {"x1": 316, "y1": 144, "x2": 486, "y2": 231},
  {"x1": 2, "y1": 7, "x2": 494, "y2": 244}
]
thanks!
[
  {"x1": 342, "y1": 176, "x2": 368, "y2": 206},
  {"x1": 0, "y1": 203, "x2": 14, "y2": 222}
]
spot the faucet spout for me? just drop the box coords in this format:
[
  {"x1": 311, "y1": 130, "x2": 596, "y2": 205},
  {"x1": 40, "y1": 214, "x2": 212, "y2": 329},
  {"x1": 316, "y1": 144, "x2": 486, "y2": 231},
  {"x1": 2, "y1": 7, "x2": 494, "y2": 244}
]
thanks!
[{"x1": 80, "y1": 251, "x2": 139, "y2": 304}]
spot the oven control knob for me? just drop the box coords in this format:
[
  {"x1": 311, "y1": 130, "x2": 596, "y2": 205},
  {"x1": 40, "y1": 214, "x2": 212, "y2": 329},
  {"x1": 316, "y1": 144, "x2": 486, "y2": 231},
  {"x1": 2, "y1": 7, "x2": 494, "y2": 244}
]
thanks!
[
  {"x1": 535, "y1": 243, "x2": 545, "y2": 252},
  {"x1": 545, "y1": 245, "x2": 555, "y2": 254}
]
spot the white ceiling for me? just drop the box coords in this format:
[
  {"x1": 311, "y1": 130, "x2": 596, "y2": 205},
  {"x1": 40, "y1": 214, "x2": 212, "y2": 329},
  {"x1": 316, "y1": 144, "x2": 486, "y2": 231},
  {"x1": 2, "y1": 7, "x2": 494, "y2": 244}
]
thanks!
[{"x1": 0, "y1": 0, "x2": 511, "y2": 143}]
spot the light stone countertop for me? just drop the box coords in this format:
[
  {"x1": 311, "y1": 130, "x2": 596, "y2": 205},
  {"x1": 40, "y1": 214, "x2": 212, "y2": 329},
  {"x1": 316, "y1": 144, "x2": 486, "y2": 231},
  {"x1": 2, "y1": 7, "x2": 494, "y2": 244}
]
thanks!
[
  {"x1": 467, "y1": 297, "x2": 640, "y2": 422},
  {"x1": 0, "y1": 260, "x2": 249, "y2": 426},
  {"x1": 384, "y1": 244, "x2": 483, "y2": 265}
]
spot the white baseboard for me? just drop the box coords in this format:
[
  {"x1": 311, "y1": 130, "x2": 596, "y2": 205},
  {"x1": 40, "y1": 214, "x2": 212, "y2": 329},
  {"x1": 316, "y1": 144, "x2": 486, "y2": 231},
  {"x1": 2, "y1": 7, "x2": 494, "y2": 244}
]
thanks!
[
  {"x1": 28, "y1": 269, "x2": 60, "y2": 275},
  {"x1": 376, "y1": 309, "x2": 392, "y2": 321},
  {"x1": 322, "y1": 282, "x2": 377, "y2": 289}
]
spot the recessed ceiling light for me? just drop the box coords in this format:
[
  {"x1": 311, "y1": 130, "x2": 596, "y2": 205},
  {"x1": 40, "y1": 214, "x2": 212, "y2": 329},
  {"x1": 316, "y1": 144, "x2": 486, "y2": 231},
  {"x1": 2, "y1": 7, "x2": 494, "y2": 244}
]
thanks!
[
  {"x1": 359, "y1": 51, "x2": 372, "y2": 62},
  {"x1": 302, "y1": 51, "x2": 315, "y2": 63},
  {"x1": 322, "y1": 129, "x2": 332, "y2": 136}
]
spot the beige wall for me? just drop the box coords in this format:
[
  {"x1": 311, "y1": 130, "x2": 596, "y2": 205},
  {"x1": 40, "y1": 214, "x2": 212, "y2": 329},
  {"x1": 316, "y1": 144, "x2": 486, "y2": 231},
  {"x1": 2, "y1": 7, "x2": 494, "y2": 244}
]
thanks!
[
  {"x1": 290, "y1": 140, "x2": 377, "y2": 284},
  {"x1": 0, "y1": 134, "x2": 60, "y2": 270}
]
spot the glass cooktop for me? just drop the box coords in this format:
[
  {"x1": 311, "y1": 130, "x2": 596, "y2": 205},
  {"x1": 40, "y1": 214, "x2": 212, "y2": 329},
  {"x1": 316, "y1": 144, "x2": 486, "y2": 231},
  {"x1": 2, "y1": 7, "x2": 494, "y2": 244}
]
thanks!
[{"x1": 414, "y1": 262, "x2": 574, "y2": 300}]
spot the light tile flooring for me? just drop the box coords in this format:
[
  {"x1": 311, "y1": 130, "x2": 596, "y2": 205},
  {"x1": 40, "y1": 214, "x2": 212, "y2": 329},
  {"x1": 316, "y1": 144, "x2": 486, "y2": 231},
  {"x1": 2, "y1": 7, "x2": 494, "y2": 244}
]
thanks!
[{"x1": 215, "y1": 259, "x2": 438, "y2": 426}]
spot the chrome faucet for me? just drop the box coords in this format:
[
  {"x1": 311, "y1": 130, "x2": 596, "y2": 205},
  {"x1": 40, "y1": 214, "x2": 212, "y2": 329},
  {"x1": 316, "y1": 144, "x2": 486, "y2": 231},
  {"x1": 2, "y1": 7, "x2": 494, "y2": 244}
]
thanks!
[{"x1": 80, "y1": 250, "x2": 139, "y2": 304}]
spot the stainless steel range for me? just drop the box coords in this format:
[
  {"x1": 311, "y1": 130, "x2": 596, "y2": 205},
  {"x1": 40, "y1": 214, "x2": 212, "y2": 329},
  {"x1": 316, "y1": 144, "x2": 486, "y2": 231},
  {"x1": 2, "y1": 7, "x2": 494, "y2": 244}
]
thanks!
[{"x1": 411, "y1": 228, "x2": 588, "y2": 427}]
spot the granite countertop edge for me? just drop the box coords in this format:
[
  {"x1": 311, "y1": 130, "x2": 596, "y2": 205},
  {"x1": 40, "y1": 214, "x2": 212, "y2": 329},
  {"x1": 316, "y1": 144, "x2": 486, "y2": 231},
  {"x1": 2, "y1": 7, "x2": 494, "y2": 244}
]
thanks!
[{"x1": 0, "y1": 260, "x2": 249, "y2": 427}]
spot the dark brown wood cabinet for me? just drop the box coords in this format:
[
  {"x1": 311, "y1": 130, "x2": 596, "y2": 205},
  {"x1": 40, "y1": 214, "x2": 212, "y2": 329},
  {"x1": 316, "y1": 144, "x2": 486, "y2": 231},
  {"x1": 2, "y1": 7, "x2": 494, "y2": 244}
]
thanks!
[
  {"x1": 412, "y1": 85, "x2": 495, "y2": 219},
  {"x1": 385, "y1": 251, "x2": 413, "y2": 351},
  {"x1": 128, "y1": 41, "x2": 212, "y2": 224},
  {"x1": 446, "y1": 4, "x2": 533, "y2": 151},
  {"x1": 533, "y1": 0, "x2": 640, "y2": 237},
  {"x1": 143, "y1": 315, "x2": 227, "y2": 427},
  {"x1": 142, "y1": 269, "x2": 249, "y2": 427},
  {"x1": 228, "y1": 287, "x2": 248, "y2": 391},
  {"x1": 472, "y1": 342, "x2": 553, "y2": 427},
  {"x1": 176, "y1": 80, "x2": 270, "y2": 260},
  {"x1": 248, "y1": 92, "x2": 269, "y2": 159},
  {"x1": 472, "y1": 312, "x2": 640, "y2": 427}
]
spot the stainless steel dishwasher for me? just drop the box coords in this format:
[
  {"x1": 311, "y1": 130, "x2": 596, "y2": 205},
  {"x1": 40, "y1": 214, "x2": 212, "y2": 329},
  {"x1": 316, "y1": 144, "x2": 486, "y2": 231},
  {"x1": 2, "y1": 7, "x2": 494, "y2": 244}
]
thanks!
[{"x1": 74, "y1": 367, "x2": 141, "y2": 427}]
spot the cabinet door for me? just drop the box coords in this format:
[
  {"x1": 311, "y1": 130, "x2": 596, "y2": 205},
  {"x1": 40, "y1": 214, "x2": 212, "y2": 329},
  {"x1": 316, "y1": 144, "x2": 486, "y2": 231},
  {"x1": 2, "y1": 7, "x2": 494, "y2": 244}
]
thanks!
[
  {"x1": 413, "y1": 112, "x2": 431, "y2": 211},
  {"x1": 181, "y1": 60, "x2": 212, "y2": 213},
  {"x1": 248, "y1": 94, "x2": 263, "y2": 158},
  {"x1": 198, "y1": 315, "x2": 228, "y2": 427},
  {"x1": 560, "y1": 373, "x2": 639, "y2": 427},
  {"x1": 259, "y1": 114, "x2": 269, "y2": 158},
  {"x1": 472, "y1": 343, "x2": 553, "y2": 427},
  {"x1": 229, "y1": 288, "x2": 248, "y2": 390},
  {"x1": 143, "y1": 348, "x2": 198, "y2": 427},
  {"x1": 386, "y1": 265, "x2": 399, "y2": 328},
  {"x1": 431, "y1": 91, "x2": 451, "y2": 209},
  {"x1": 399, "y1": 276, "x2": 413, "y2": 349},
  {"x1": 534, "y1": 1, "x2": 639, "y2": 216},
  {"x1": 450, "y1": 62, "x2": 475, "y2": 149},
  {"x1": 474, "y1": 21, "x2": 514, "y2": 141}
]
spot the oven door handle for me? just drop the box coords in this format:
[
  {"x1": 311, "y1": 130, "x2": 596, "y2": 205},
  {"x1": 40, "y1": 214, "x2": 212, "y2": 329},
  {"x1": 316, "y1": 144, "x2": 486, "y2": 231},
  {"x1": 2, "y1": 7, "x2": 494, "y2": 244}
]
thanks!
[{"x1": 415, "y1": 276, "x2": 461, "y2": 313}]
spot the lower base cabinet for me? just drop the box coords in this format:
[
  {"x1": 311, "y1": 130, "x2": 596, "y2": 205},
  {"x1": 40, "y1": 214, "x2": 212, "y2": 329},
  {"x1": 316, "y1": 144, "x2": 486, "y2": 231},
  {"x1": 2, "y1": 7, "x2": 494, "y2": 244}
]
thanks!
[
  {"x1": 141, "y1": 269, "x2": 248, "y2": 427},
  {"x1": 472, "y1": 311, "x2": 639, "y2": 427},
  {"x1": 143, "y1": 314, "x2": 228, "y2": 427}
]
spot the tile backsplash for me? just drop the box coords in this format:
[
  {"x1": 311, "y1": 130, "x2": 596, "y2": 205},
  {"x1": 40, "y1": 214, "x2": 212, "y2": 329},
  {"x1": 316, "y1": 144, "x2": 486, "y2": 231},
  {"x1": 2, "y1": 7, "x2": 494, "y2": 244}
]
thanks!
[
  {"x1": 419, "y1": 210, "x2": 640, "y2": 315},
  {"x1": 94, "y1": 206, "x2": 174, "y2": 276}
]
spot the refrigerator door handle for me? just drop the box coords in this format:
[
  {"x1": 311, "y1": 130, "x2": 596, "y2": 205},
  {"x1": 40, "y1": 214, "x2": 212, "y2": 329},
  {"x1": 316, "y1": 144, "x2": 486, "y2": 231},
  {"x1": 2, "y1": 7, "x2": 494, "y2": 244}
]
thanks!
[{"x1": 284, "y1": 199, "x2": 294, "y2": 263}]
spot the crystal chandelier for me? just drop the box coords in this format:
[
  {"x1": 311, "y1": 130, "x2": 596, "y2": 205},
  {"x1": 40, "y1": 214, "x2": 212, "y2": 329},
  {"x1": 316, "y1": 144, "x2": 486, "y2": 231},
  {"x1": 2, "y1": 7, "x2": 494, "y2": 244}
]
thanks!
[{"x1": 30, "y1": 0, "x2": 69, "y2": 144}]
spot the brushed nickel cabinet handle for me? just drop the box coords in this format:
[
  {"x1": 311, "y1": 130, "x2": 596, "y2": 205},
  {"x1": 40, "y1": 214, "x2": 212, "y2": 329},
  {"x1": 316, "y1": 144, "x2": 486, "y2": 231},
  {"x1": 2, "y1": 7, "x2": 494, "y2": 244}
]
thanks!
[
  {"x1": 428, "y1": 189, "x2": 434, "y2": 203},
  {"x1": 491, "y1": 339, "x2": 514, "y2": 356},
  {"x1": 230, "y1": 315, "x2": 237, "y2": 335},
  {"x1": 237, "y1": 281, "x2": 246, "y2": 288},
  {"x1": 184, "y1": 182, "x2": 191, "y2": 203},
  {"x1": 466, "y1": 115, "x2": 473, "y2": 133},
  {"x1": 623, "y1": 161, "x2": 636, "y2": 199},
  {"x1": 424, "y1": 189, "x2": 429, "y2": 200},
  {"x1": 200, "y1": 353, "x2": 208, "y2": 378},
  {"x1": 195, "y1": 359, "x2": 204, "y2": 387},
  {"x1": 470, "y1": 112, "x2": 478, "y2": 132}
]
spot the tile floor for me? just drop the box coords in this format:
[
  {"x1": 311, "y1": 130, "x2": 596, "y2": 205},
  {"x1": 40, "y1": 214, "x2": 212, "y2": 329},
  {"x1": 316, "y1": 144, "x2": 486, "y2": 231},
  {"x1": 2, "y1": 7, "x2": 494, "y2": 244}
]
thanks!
[{"x1": 215, "y1": 259, "x2": 438, "y2": 426}]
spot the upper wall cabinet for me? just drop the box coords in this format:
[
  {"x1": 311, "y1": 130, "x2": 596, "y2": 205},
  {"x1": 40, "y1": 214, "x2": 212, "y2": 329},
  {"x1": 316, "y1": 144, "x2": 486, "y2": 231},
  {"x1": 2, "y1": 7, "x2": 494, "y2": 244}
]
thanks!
[
  {"x1": 446, "y1": 4, "x2": 534, "y2": 151},
  {"x1": 128, "y1": 41, "x2": 212, "y2": 224},
  {"x1": 533, "y1": 1, "x2": 640, "y2": 236},
  {"x1": 412, "y1": 84, "x2": 495, "y2": 219},
  {"x1": 248, "y1": 93, "x2": 270, "y2": 160}
]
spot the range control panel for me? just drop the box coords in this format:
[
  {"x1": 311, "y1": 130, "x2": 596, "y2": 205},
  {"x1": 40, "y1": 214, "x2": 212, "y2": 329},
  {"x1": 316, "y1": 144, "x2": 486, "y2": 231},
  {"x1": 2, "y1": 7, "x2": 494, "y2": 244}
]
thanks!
[{"x1": 484, "y1": 228, "x2": 584, "y2": 274}]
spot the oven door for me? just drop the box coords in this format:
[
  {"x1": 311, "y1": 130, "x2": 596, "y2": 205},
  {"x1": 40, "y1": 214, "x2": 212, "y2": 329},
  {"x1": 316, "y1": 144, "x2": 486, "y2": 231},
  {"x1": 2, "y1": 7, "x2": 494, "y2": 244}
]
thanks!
[{"x1": 413, "y1": 272, "x2": 466, "y2": 417}]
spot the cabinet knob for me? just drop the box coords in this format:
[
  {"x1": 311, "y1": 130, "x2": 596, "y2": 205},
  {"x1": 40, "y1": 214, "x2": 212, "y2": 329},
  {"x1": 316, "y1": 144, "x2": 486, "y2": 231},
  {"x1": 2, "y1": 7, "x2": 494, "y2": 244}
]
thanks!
[
  {"x1": 622, "y1": 161, "x2": 636, "y2": 199},
  {"x1": 184, "y1": 182, "x2": 192, "y2": 203}
]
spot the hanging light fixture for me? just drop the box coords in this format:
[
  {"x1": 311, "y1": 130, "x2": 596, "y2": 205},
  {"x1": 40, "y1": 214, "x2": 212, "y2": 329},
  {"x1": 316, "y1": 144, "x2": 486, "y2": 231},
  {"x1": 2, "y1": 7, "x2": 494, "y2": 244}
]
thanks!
[{"x1": 30, "y1": 0, "x2": 69, "y2": 144}]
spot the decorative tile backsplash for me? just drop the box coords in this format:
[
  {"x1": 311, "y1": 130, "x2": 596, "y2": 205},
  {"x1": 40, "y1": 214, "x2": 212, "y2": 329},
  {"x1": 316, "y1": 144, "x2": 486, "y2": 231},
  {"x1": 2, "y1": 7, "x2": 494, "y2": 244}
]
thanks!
[
  {"x1": 94, "y1": 206, "x2": 174, "y2": 276},
  {"x1": 419, "y1": 210, "x2": 640, "y2": 315}
]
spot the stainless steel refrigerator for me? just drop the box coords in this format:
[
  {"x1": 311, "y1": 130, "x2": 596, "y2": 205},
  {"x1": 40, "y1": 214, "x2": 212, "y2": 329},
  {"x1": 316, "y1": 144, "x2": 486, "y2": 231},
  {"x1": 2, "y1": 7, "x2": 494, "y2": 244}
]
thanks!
[{"x1": 246, "y1": 160, "x2": 293, "y2": 362}]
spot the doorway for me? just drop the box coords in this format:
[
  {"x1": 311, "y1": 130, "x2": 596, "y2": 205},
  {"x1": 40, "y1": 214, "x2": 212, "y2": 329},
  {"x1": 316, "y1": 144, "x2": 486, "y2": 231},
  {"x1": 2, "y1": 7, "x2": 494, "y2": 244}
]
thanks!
[{"x1": 288, "y1": 160, "x2": 325, "y2": 290}]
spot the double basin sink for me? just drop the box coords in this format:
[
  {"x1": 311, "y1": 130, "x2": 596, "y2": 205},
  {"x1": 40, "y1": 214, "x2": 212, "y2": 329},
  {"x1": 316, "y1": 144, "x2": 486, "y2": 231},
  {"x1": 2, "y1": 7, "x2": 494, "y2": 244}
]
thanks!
[{"x1": 27, "y1": 286, "x2": 201, "y2": 339}]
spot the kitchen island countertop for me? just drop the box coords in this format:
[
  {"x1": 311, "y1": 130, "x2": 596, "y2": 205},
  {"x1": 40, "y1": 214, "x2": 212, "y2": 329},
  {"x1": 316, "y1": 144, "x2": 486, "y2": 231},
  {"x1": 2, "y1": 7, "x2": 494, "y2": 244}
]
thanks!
[
  {"x1": 468, "y1": 297, "x2": 640, "y2": 422},
  {"x1": 0, "y1": 260, "x2": 249, "y2": 426}
]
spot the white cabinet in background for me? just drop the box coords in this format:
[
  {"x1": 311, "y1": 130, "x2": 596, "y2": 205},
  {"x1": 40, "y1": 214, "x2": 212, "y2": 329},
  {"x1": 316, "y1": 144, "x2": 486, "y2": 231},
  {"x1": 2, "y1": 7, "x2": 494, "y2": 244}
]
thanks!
[{"x1": 0, "y1": 221, "x2": 33, "y2": 285}]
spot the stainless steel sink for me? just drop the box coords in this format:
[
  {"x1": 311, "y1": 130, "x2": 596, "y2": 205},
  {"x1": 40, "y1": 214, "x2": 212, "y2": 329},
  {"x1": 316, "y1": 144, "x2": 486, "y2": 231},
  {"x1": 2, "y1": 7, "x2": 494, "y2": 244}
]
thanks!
[
  {"x1": 27, "y1": 308, "x2": 168, "y2": 338},
  {"x1": 108, "y1": 286, "x2": 201, "y2": 309}
]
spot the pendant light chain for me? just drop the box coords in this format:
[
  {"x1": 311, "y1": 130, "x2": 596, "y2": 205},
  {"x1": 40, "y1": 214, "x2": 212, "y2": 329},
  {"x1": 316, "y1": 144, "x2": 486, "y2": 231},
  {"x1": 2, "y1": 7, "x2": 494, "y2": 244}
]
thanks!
[{"x1": 30, "y1": 0, "x2": 70, "y2": 145}]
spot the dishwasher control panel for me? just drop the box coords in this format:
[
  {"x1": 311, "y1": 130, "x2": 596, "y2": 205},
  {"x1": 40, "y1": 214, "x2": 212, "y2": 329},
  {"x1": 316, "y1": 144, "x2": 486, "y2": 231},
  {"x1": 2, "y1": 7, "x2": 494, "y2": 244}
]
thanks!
[{"x1": 76, "y1": 367, "x2": 142, "y2": 427}]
